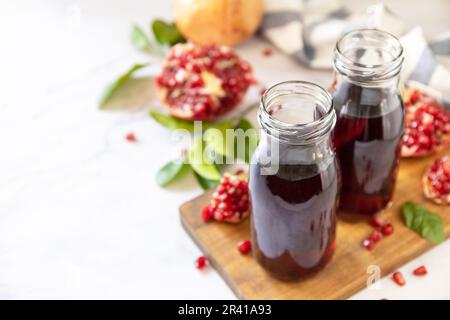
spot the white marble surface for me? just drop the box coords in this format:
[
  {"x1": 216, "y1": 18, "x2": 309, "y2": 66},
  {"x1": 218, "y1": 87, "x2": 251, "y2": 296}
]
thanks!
[{"x1": 0, "y1": 0, "x2": 449, "y2": 299}]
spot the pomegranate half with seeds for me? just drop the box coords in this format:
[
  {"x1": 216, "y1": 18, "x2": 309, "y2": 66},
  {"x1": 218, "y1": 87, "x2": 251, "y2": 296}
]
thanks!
[
  {"x1": 423, "y1": 155, "x2": 450, "y2": 205},
  {"x1": 202, "y1": 171, "x2": 250, "y2": 223},
  {"x1": 155, "y1": 42, "x2": 255, "y2": 121},
  {"x1": 401, "y1": 88, "x2": 450, "y2": 157}
]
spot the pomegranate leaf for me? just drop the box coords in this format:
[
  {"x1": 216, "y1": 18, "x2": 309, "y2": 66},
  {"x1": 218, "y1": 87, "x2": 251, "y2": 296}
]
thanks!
[
  {"x1": 152, "y1": 19, "x2": 185, "y2": 46},
  {"x1": 156, "y1": 159, "x2": 188, "y2": 187},
  {"x1": 99, "y1": 63, "x2": 148, "y2": 109},
  {"x1": 149, "y1": 110, "x2": 195, "y2": 132},
  {"x1": 149, "y1": 110, "x2": 236, "y2": 133},
  {"x1": 234, "y1": 118, "x2": 258, "y2": 163},
  {"x1": 193, "y1": 172, "x2": 219, "y2": 190},
  {"x1": 131, "y1": 25, "x2": 152, "y2": 51},
  {"x1": 402, "y1": 201, "x2": 445, "y2": 244},
  {"x1": 204, "y1": 120, "x2": 234, "y2": 158},
  {"x1": 188, "y1": 138, "x2": 222, "y2": 181}
]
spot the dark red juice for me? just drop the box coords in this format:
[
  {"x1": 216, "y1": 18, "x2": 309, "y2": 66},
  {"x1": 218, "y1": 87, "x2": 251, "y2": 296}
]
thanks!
[
  {"x1": 250, "y1": 161, "x2": 339, "y2": 281},
  {"x1": 332, "y1": 83, "x2": 404, "y2": 215}
]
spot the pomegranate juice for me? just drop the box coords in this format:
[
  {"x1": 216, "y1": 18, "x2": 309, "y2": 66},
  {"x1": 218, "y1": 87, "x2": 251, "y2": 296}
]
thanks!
[
  {"x1": 250, "y1": 161, "x2": 339, "y2": 280},
  {"x1": 332, "y1": 83, "x2": 404, "y2": 215}
]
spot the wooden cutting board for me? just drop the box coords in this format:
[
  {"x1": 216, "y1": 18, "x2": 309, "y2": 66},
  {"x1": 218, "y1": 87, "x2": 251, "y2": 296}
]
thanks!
[{"x1": 180, "y1": 148, "x2": 450, "y2": 300}]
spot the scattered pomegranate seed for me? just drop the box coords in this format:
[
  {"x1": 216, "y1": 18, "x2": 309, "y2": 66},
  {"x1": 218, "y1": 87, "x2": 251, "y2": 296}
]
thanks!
[
  {"x1": 259, "y1": 87, "x2": 267, "y2": 96},
  {"x1": 361, "y1": 217, "x2": 392, "y2": 251},
  {"x1": 201, "y1": 205, "x2": 213, "y2": 222},
  {"x1": 237, "y1": 240, "x2": 252, "y2": 254},
  {"x1": 362, "y1": 239, "x2": 374, "y2": 251},
  {"x1": 262, "y1": 48, "x2": 273, "y2": 57},
  {"x1": 125, "y1": 132, "x2": 137, "y2": 142},
  {"x1": 381, "y1": 223, "x2": 394, "y2": 236},
  {"x1": 195, "y1": 256, "x2": 208, "y2": 270},
  {"x1": 392, "y1": 271, "x2": 406, "y2": 286},
  {"x1": 370, "y1": 231, "x2": 382, "y2": 243},
  {"x1": 413, "y1": 266, "x2": 428, "y2": 276},
  {"x1": 370, "y1": 216, "x2": 385, "y2": 228},
  {"x1": 329, "y1": 240, "x2": 337, "y2": 251}
]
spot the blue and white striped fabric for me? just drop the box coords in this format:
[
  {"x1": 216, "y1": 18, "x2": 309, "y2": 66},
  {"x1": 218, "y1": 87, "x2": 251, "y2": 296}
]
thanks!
[{"x1": 261, "y1": 0, "x2": 450, "y2": 103}]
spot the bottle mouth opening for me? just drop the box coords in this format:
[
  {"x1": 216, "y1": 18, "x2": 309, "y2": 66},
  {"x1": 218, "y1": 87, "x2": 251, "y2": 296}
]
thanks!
[
  {"x1": 259, "y1": 81, "x2": 335, "y2": 144},
  {"x1": 334, "y1": 29, "x2": 403, "y2": 83}
]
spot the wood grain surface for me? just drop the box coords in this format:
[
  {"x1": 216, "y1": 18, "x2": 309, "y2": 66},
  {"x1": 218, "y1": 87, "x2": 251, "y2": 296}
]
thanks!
[{"x1": 180, "y1": 148, "x2": 450, "y2": 300}]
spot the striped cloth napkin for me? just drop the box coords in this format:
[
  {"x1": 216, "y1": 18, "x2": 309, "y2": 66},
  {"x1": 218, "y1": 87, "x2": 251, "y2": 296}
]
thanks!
[{"x1": 260, "y1": 0, "x2": 450, "y2": 104}]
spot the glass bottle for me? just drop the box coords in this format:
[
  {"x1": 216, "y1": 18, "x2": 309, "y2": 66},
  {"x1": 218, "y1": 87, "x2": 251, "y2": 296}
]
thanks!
[
  {"x1": 250, "y1": 81, "x2": 339, "y2": 281},
  {"x1": 332, "y1": 29, "x2": 404, "y2": 216}
]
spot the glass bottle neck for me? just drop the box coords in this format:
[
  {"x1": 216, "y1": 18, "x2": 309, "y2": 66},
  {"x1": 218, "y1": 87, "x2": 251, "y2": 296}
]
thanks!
[
  {"x1": 259, "y1": 130, "x2": 335, "y2": 166},
  {"x1": 333, "y1": 29, "x2": 403, "y2": 88},
  {"x1": 259, "y1": 81, "x2": 335, "y2": 146},
  {"x1": 335, "y1": 71, "x2": 401, "y2": 90}
]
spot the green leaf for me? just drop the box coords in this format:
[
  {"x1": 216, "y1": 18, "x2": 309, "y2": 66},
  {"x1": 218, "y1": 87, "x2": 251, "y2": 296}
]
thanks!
[
  {"x1": 204, "y1": 120, "x2": 234, "y2": 158},
  {"x1": 155, "y1": 159, "x2": 188, "y2": 187},
  {"x1": 149, "y1": 110, "x2": 237, "y2": 133},
  {"x1": 149, "y1": 110, "x2": 195, "y2": 132},
  {"x1": 99, "y1": 64, "x2": 148, "y2": 109},
  {"x1": 188, "y1": 138, "x2": 222, "y2": 181},
  {"x1": 152, "y1": 19, "x2": 185, "y2": 46},
  {"x1": 402, "y1": 201, "x2": 445, "y2": 244},
  {"x1": 131, "y1": 25, "x2": 152, "y2": 51},
  {"x1": 235, "y1": 118, "x2": 255, "y2": 132},
  {"x1": 234, "y1": 118, "x2": 258, "y2": 163},
  {"x1": 193, "y1": 171, "x2": 219, "y2": 190}
]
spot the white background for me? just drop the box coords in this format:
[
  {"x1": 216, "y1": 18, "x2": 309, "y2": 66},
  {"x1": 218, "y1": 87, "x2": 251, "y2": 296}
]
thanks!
[{"x1": 0, "y1": 0, "x2": 449, "y2": 299}]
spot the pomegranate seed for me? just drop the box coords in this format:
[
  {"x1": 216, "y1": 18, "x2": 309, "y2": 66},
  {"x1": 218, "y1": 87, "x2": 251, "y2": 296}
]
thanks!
[
  {"x1": 413, "y1": 266, "x2": 428, "y2": 276},
  {"x1": 362, "y1": 239, "x2": 374, "y2": 251},
  {"x1": 259, "y1": 87, "x2": 267, "y2": 96},
  {"x1": 370, "y1": 231, "x2": 382, "y2": 243},
  {"x1": 381, "y1": 223, "x2": 394, "y2": 236},
  {"x1": 206, "y1": 172, "x2": 250, "y2": 224},
  {"x1": 125, "y1": 132, "x2": 137, "y2": 142},
  {"x1": 370, "y1": 216, "x2": 385, "y2": 228},
  {"x1": 329, "y1": 240, "x2": 337, "y2": 251},
  {"x1": 195, "y1": 256, "x2": 207, "y2": 270},
  {"x1": 392, "y1": 271, "x2": 406, "y2": 286},
  {"x1": 237, "y1": 240, "x2": 252, "y2": 254},
  {"x1": 262, "y1": 48, "x2": 273, "y2": 57},
  {"x1": 201, "y1": 205, "x2": 213, "y2": 222}
]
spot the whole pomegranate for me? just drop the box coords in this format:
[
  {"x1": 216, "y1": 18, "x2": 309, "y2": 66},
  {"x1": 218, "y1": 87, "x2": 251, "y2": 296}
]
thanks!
[
  {"x1": 174, "y1": 0, "x2": 263, "y2": 46},
  {"x1": 155, "y1": 42, "x2": 254, "y2": 121},
  {"x1": 401, "y1": 88, "x2": 450, "y2": 157},
  {"x1": 423, "y1": 155, "x2": 450, "y2": 205}
]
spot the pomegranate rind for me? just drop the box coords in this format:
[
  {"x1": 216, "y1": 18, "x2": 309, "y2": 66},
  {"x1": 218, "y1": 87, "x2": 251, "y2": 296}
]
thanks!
[
  {"x1": 156, "y1": 42, "x2": 254, "y2": 121},
  {"x1": 401, "y1": 88, "x2": 450, "y2": 158},
  {"x1": 422, "y1": 155, "x2": 450, "y2": 205}
]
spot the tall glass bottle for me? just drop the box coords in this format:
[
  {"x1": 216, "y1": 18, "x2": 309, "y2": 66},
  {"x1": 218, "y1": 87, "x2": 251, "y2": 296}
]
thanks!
[
  {"x1": 332, "y1": 29, "x2": 404, "y2": 216},
  {"x1": 250, "y1": 81, "x2": 339, "y2": 281}
]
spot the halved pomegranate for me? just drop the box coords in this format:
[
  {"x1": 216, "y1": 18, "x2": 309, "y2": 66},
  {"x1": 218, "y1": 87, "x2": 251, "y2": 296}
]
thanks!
[
  {"x1": 203, "y1": 171, "x2": 250, "y2": 224},
  {"x1": 401, "y1": 88, "x2": 450, "y2": 157},
  {"x1": 422, "y1": 155, "x2": 450, "y2": 205},
  {"x1": 155, "y1": 42, "x2": 255, "y2": 121}
]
